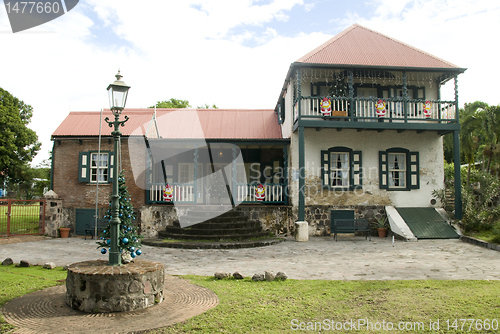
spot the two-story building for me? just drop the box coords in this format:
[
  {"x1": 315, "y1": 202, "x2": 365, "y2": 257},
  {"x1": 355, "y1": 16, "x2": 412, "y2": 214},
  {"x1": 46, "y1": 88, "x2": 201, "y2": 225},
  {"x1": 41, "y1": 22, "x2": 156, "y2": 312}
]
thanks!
[
  {"x1": 51, "y1": 24, "x2": 464, "y2": 239},
  {"x1": 277, "y1": 23, "x2": 464, "y2": 236}
]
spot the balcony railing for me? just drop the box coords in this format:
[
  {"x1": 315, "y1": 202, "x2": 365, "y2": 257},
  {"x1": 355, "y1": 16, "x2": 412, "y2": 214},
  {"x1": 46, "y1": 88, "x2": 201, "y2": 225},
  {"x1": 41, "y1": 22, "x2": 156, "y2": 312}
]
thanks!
[
  {"x1": 147, "y1": 182, "x2": 286, "y2": 204},
  {"x1": 296, "y1": 96, "x2": 456, "y2": 123},
  {"x1": 236, "y1": 183, "x2": 286, "y2": 204},
  {"x1": 148, "y1": 183, "x2": 195, "y2": 203}
]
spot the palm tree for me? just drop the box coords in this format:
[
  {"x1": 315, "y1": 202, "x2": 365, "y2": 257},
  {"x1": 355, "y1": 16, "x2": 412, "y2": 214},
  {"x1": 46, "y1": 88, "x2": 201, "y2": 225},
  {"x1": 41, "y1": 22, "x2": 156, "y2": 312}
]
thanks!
[
  {"x1": 477, "y1": 104, "x2": 500, "y2": 173},
  {"x1": 460, "y1": 101, "x2": 484, "y2": 185}
]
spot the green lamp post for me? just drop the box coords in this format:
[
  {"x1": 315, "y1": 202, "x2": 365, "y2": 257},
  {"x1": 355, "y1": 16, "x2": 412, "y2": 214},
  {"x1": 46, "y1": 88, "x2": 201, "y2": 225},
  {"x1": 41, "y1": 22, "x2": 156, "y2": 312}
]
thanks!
[{"x1": 105, "y1": 70, "x2": 130, "y2": 266}]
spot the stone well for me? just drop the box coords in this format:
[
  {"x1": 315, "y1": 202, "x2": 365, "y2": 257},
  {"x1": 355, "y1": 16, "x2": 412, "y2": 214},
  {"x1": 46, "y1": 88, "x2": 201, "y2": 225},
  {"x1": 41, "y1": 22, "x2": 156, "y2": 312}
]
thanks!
[{"x1": 66, "y1": 259, "x2": 164, "y2": 313}]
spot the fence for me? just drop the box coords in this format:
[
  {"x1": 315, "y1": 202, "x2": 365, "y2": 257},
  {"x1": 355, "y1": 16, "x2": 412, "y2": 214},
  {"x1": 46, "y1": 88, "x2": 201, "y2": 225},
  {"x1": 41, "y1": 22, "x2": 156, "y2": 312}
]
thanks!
[{"x1": 0, "y1": 199, "x2": 46, "y2": 236}]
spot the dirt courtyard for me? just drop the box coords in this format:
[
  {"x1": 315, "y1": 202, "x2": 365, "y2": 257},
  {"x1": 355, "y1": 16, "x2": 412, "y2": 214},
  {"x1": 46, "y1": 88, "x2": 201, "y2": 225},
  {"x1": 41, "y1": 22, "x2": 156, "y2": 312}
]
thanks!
[{"x1": 0, "y1": 235, "x2": 50, "y2": 245}]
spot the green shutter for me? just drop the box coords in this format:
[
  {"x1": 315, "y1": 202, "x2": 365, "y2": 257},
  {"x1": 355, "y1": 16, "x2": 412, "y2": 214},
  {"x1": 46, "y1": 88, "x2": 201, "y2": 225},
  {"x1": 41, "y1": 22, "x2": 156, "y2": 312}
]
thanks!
[
  {"x1": 379, "y1": 151, "x2": 388, "y2": 189},
  {"x1": 78, "y1": 152, "x2": 90, "y2": 183},
  {"x1": 351, "y1": 150, "x2": 362, "y2": 190},
  {"x1": 108, "y1": 153, "x2": 114, "y2": 183},
  {"x1": 409, "y1": 151, "x2": 419, "y2": 189},
  {"x1": 321, "y1": 150, "x2": 329, "y2": 187}
]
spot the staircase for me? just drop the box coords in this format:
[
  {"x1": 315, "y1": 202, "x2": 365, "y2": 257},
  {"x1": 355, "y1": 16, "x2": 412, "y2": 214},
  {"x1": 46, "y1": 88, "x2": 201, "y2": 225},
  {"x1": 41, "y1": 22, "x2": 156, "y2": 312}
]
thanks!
[
  {"x1": 158, "y1": 206, "x2": 269, "y2": 241},
  {"x1": 445, "y1": 189, "x2": 455, "y2": 210}
]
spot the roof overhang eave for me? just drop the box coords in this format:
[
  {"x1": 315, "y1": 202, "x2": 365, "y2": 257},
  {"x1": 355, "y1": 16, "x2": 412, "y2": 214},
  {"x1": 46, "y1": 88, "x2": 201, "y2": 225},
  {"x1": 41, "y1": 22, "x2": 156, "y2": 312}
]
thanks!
[
  {"x1": 292, "y1": 61, "x2": 467, "y2": 74},
  {"x1": 275, "y1": 62, "x2": 467, "y2": 108}
]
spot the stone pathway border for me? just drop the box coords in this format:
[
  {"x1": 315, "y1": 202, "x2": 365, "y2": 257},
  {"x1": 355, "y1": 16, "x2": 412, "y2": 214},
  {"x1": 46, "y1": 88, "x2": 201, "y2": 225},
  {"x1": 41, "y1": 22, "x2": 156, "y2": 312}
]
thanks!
[
  {"x1": 461, "y1": 235, "x2": 500, "y2": 252},
  {"x1": 2, "y1": 275, "x2": 218, "y2": 334}
]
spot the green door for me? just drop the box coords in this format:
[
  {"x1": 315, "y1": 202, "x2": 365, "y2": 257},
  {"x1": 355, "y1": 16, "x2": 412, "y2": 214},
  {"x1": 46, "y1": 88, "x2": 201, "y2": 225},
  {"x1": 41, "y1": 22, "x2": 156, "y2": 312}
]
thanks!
[
  {"x1": 330, "y1": 210, "x2": 354, "y2": 232},
  {"x1": 75, "y1": 209, "x2": 97, "y2": 236}
]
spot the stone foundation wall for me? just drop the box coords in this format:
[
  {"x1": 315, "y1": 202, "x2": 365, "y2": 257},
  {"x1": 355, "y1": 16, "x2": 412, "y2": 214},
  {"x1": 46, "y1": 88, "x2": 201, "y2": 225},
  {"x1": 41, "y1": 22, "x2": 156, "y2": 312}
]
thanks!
[
  {"x1": 305, "y1": 204, "x2": 386, "y2": 236},
  {"x1": 139, "y1": 205, "x2": 294, "y2": 238}
]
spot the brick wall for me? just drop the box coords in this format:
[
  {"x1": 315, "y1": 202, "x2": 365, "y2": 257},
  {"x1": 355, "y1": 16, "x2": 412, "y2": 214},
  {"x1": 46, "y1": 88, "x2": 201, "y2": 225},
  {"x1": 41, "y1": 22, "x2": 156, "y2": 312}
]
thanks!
[{"x1": 52, "y1": 137, "x2": 146, "y2": 216}]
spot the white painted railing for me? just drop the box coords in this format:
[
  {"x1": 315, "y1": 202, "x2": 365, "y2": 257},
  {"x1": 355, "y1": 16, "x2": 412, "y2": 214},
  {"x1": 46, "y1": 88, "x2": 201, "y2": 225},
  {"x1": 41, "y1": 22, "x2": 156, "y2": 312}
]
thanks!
[
  {"x1": 300, "y1": 97, "x2": 349, "y2": 117},
  {"x1": 148, "y1": 183, "x2": 195, "y2": 202},
  {"x1": 298, "y1": 97, "x2": 456, "y2": 122},
  {"x1": 236, "y1": 184, "x2": 285, "y2": 203},
  {"x1": 354, "y1": 99, "x2": 456, "y2": 121}
]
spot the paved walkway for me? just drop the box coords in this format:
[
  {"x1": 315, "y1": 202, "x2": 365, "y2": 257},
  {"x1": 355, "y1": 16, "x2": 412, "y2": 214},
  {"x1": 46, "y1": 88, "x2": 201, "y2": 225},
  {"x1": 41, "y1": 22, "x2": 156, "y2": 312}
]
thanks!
[
  {"x1": 1, "y1": 236, "x2": 500, "y2": 280},
  {"x1": 2, "y1": 275, "x2": 218, "y2": 334}
]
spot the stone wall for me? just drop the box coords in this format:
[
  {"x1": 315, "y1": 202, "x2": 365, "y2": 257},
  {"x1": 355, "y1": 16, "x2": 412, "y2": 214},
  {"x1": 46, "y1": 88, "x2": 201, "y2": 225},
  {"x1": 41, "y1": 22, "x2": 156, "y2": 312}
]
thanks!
[
  {"x1": 305, "y1": 204, "x2": 386, "y2": 236},
  {"x1": 66, "y1": 259, "x2": 164, "y2": 313},
  {"x1": 43, "y1": 191, "x2": 66, "y2": 237},
  {"x1": 139, "y1": 204, "x2": 294, "y2": 238}
]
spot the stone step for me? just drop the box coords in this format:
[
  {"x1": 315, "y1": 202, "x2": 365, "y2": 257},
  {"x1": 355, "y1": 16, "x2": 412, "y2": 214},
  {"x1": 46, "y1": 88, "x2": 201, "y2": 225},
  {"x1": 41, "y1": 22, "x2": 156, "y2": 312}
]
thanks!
[
  {"x1": 158, "y1": 231, "x2": 270, "y2": 241},
  {"x1": 161, "y1": 226, "x2": 262, "y2": 237},
  {"x1": 173, "y1": 220, "x2": 258, "y2": 229},
  {"x1": 173, "y1": 218, "x2": 254, "y2": 228},
  {"x1": 183, "y1": 210, "x2": 244, "y2": 219},
  {"x1": 142, "y1": 237, "x2": 285, "y2": 249}
]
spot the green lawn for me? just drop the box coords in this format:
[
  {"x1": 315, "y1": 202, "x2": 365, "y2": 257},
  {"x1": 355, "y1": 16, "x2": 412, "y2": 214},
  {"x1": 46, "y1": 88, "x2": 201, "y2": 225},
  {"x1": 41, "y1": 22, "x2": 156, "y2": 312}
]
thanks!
[
  {"x1": 1, "y1": 267, "x2": 500, "y2": 334},
  {"x1": 149, "y1": 276, "x2": 500, "y2": 334},
  {"x1": 0, "y1": 203, "x2": 41, "y2": 235},
  {"x1": 0, "y1": 264, "x2": 67, "y2": 333}
]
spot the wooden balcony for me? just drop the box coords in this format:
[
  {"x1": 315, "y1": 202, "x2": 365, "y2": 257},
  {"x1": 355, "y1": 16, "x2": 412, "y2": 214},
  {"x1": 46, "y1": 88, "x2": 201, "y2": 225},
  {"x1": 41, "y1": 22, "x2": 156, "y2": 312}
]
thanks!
[{"x1": 294, "y1": 96, "x2": 458, "y2": 134}]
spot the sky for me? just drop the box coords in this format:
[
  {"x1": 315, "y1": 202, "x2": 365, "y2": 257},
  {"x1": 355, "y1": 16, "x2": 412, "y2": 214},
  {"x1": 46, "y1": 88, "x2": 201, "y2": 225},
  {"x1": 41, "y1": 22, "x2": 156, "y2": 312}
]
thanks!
[{"x1": 1, "y1": 0, "x2": 499, "y2": 166}]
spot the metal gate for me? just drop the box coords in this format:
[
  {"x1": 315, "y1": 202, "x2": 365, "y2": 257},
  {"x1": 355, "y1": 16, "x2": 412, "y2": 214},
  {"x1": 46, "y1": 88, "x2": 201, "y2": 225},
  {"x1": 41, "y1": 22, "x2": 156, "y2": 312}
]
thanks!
[{"x1": 0, "y1": 199, "x2": 46, "y2": 236}]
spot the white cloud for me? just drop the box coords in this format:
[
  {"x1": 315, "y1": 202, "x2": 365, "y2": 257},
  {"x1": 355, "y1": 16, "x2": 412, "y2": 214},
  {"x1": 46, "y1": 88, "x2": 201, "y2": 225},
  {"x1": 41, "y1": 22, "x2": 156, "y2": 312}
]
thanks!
[{"x1": 1, "y1": 0, "x2": 498, "y2": 167}]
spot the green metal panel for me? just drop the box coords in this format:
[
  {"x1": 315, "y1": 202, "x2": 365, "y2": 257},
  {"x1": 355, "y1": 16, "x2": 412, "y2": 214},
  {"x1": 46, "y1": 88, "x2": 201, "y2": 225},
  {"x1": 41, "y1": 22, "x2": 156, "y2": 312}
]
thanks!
[
  {"x1": 396, "y1": 207, "x2": 459, "y2": 239},
  {"x1": 330, "y1": 210, "x2": 354, "y2": 232},
  {"x1": 75, "y1": 208, "x2": 97, "y2": 236}
]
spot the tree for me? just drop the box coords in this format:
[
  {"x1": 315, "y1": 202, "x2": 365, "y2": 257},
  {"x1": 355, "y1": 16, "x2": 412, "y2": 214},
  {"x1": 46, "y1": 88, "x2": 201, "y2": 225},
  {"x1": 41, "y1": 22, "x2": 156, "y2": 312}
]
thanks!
[
  {"x1": 477, "y1": 104, "x2": 500, "y2": 173},
  {"x1": 150, "y1": 98, "x2": 191, "y2": 108},
  {"x1": 460, "y1": 101, "x2": 485, "y2": 185},
  {"x1": 0, "y1": 88, "x2": 41, "y2": 187},
  {"x1": 197, "y1": 104, "x2": 218, "y2": 109},
  {"x1": 97, "y1": 171, "x2": 143, "y2": 261}
]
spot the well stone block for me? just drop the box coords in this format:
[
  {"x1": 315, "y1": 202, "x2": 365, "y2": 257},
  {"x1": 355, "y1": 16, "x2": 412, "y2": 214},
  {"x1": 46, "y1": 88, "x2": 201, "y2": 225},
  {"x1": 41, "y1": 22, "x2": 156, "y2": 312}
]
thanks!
[{"x1": 66, "y1": 259, "x2": 164, "y2": 313}]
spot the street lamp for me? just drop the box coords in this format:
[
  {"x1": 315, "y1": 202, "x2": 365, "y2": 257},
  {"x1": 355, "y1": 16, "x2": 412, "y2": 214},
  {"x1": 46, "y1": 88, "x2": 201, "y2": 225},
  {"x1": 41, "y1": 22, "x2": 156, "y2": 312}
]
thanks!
[{"x1": 105, "y1": 70, "x2": 130, "y2": 266}]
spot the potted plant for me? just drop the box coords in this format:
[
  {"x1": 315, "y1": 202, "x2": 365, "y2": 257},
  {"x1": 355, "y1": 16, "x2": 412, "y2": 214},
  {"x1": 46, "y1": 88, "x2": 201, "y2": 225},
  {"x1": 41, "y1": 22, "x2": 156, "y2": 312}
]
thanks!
[
  {"x1": 372, "y1": 215, "x2": 389, "y2": 238},
  {"x1": 59, "y1": 227, "x2": 70, "y2": 238}
]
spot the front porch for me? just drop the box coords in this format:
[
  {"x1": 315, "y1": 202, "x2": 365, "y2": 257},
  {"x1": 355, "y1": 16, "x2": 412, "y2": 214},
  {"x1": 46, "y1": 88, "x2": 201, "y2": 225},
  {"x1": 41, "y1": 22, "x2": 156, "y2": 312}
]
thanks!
[{"x1": 145, "y1": 141, "x2": 289, "y2": 205}]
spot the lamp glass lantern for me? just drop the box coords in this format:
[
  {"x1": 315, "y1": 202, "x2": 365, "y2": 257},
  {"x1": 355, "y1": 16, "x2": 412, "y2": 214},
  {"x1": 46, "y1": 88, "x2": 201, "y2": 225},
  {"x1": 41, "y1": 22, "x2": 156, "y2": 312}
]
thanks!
[{"x1": 107, "y1": 71, "x2": 130, "y2": 116}]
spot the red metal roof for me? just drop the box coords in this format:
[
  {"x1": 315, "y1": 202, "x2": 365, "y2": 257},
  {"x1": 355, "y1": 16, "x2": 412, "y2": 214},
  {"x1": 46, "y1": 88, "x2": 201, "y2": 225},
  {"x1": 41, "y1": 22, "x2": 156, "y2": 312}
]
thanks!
[
  {"x1": 52, "y1": 108, "x2": 283, "y2": 140},
  {"x1": 296, "y1": 24, "x2": 462, "y2": 69},
  {"x1": 51, "y1": 109, "x2": 156, "y2": 137},
  {"x1": 155, "y1": 109, "x2": 282, "y2": 139}
]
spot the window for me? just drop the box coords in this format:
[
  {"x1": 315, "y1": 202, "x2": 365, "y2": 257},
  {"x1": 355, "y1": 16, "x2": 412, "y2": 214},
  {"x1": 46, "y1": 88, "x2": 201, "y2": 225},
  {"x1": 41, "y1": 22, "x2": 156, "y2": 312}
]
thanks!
[
  {"x1": 91, "y1": 153, "x2": 109, "y2": 183},
  {"x1": 178, "y1": 163, "x2": 194, "y2": 183},
  {"x1": 330, "y1": 152, "x2": 349, "y2": 187},
  {"x1": 79, "y1": 151, "x2": 113, "y2": 183},
  {"x1": 321, "y1": 147, "x2": 362, "y2": 190},
  {"x1": 379, "y1": 148, "x2": 419, "y2": 190},
  {"x1": 388, "y1": 153, "x2": 406, "y2": 188}
]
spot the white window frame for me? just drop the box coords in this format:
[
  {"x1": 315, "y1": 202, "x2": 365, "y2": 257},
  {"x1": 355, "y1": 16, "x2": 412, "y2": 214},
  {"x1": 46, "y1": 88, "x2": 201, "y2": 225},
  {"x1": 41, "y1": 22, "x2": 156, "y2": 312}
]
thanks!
[
  {"x1": 90, "y1": 153, "x2": 109, "y2": 183},
  {"x1": 330, "y1": 152, "x2": 350, "y2": 188},
  {"x1": 388, "y1": 153, "x2": 406, "y2": 188}
]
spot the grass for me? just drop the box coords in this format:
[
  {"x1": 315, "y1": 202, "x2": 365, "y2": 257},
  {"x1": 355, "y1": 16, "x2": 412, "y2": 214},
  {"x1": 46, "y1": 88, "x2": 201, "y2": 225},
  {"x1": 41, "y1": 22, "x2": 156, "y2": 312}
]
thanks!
[
  {"x1": 1, "y1": 269, "x2": 500, "y2": 333},
  {"x1": 0, "y1": 203, "x2": 41, "y2": 235},
  {"x1": 0, "y1": 264, "x2": 67, "y2": 333},
  {"x1": 468, "y1": 231, "x2": 500, "y2": 245},
  {"x1": 147, "y1": 276, "x2": 500, "y2": 334}
]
